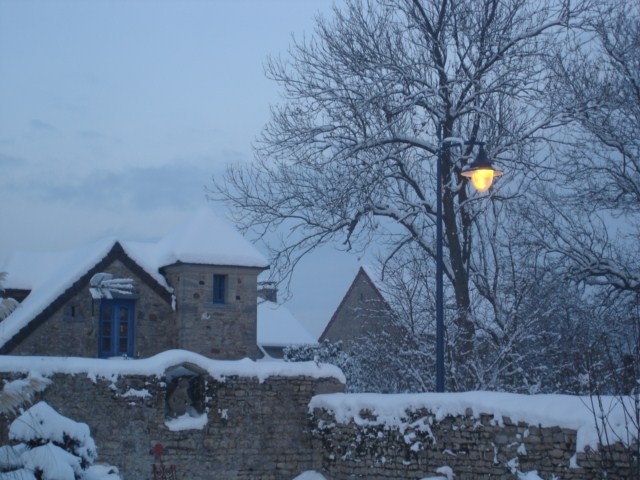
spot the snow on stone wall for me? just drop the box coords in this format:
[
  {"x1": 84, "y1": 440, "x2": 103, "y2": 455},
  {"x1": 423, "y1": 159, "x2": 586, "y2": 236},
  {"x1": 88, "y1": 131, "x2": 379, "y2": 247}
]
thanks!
[
  {"x1": 309, "y1": 394, "x2": 637, "y2": 479},
  {"x1": 0, "y1": 355, "x2": 636, "y2": 480},
  {"x1": 0, "y1": 370, "x2": 344, "y2": 480}
]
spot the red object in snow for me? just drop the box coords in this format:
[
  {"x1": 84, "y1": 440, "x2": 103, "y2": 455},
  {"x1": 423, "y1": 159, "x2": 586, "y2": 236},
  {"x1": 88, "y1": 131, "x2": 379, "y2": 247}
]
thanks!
[{"x1": 150, "y1": 443, "x2": 165, "y2": 460}]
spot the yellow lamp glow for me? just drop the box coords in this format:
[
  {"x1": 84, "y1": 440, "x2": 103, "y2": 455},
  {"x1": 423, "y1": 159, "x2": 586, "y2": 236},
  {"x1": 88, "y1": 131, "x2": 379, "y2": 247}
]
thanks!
[
  {"x1": 469, "y1": 169, "x2": 495, "y2": 192},
  {"x1": 460, "y1": 145, "x2": 503, "y2": 192}
]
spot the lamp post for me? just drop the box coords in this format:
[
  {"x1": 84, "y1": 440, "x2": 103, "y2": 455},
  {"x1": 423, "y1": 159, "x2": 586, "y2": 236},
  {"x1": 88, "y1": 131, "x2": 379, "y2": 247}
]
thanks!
[{"x1": 435, "y1": 140, "x2": 502, "y2": 393}]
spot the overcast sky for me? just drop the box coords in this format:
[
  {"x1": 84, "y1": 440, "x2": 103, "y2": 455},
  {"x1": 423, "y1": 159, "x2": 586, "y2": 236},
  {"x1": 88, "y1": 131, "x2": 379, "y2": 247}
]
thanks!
[{"x1": 0, "y1": 0, "x2": 362, "y2": 337}]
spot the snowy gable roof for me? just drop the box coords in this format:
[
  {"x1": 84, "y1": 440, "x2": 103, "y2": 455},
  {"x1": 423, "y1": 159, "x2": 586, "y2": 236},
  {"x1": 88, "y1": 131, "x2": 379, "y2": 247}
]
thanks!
[
  {"x1": 360, "y1": 264, "x2": 395, "y2": 306},
  {"x1": 2, "y1": 239, "x2": 117, "y2": 291},
  {"x1": 257, "y1": 302, "x2": 317, "y2": 348},
  {"x1": 152, "y1": 207, "x2": 269, "y2": 269},
  {"x1": 0, "y1": 238, "x2": 132, "y2": 349}
]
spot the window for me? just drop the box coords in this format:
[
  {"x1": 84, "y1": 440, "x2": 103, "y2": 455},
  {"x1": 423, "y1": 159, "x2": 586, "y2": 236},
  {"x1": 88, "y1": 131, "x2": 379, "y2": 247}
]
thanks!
[
  {"x1": 99, "y1": 299, "x2": 134, "y2": 358},
  {"x1": 63, "y1": 305, "x2": 83, "y2": 322},
  {"x1": 213, "y1": 274, "x2": 226, "y2": 304}
]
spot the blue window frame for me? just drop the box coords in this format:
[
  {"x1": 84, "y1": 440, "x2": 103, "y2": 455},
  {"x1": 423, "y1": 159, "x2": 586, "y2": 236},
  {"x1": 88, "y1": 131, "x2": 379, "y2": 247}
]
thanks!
[
  {"x1": 99, "y1": 299, "x2": 135, "y2": 358},
  {"x1": 213, "y1": 274, "x2": 226, "y2": 304}
]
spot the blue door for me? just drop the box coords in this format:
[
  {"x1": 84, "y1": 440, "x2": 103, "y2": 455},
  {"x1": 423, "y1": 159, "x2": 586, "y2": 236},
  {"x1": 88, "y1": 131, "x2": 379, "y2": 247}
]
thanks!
[{"x1": 99, "y1": 299, "x2": 135, "y2": 358}]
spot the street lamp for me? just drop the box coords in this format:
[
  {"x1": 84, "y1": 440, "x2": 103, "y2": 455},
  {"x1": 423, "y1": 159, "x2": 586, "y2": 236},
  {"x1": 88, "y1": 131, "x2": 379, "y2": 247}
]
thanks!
[
  {"x1": 461, "y1": 143, "x2": 503, "y2": 192},
  {"x1": 435, "y1": 140, "x2": 502, "y2": 393}
]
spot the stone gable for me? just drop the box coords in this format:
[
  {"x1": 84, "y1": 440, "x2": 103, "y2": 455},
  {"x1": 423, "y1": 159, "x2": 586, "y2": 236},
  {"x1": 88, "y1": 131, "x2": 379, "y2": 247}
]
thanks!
[{"x1": 6, "y1": 258, "x2": 176, "y2": 358}]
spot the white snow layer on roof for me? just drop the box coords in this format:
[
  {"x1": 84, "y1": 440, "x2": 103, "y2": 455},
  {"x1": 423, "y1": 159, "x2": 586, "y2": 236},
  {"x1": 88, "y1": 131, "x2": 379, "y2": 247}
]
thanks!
[
  {"x1": 0, "y1": 238, "x2": 120, "y2": 348},
  {"x1": 0, "y1": 207, "x2": 268, "y2": 349},
  {"x1": 0, "y1": 349, "x2": 346, "y2": 384},
  {"x1": 258, "y1": 302, "x2": 317, "y2": 347},
  {"x1": 1, "y1": 238, "x2": 118, "y2": 291},
  {"x1": 309, "y1": 391, "x2": 638, "y2": 453},
  {"x1": 152, "y1": 207, "x2": 269, "y2": 269}
]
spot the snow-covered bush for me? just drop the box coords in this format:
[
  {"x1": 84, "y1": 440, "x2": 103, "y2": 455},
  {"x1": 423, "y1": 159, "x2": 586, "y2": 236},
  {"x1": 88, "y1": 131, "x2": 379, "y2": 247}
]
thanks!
[
  {"x1": 283, "y1": 341, "x2": 368, "y2": 391},
  {"x1": 1, "y1": 401, "x2": 120, "y2": 480},
  {"x1": 284, "y1": 340, "x2": 344, "y2": 364},
  {"x1": 284, "y1": 336, "x2": 431, "y2": 393},
  {"x1": 0, "y1": 376, "x2": 50, "y2": 416}
]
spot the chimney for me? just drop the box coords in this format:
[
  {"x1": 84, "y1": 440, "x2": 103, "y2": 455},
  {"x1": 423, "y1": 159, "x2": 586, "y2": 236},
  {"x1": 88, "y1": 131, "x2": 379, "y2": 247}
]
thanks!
[{"x1": 257, "y1": 281, "x2": 278, "y2": 303}]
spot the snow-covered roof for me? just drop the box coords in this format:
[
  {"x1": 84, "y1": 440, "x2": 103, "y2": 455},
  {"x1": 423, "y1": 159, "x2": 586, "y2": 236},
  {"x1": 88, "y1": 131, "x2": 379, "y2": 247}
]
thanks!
[
  {"x1": 0, "y1": 238, "x2": 129, "y2": 349},
  {"x1": 149, "y1": 207, "x2": 269, "y2": 269},
  {"x1": 0, "y1": 207, "x2": 269, "y2": 349},
  {"x1": 359, "y1": 264, "x2": 389, "y2": 301},
  {"x1": 2, "y1": 238, "x2": 122, "y2": 292},
  {"x1": 257, "y1": 303, "x2": 317, "y2": 348}
]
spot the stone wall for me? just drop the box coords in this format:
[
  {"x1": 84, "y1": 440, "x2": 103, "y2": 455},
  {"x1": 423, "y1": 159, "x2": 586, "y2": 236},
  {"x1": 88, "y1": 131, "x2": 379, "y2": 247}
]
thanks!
[
  {"x1": 310, "y1": 405, "x2": 637, "y2": 479},
  {"x1": 1, "y1": 364, "x2": 636, "y2": 480},
  {"x1": 0, "y1": 369, "x2": 343, "y2": 480}
]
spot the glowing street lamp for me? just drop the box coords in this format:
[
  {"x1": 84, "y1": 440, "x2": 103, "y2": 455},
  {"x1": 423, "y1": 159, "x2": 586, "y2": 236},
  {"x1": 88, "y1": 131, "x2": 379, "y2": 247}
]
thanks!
[
  {"x1": 461, "y1": 144, "x2": 503, "y2": 192},
  {"x1": 435, "y1": 140, "x2": 502, "y2": 393}
]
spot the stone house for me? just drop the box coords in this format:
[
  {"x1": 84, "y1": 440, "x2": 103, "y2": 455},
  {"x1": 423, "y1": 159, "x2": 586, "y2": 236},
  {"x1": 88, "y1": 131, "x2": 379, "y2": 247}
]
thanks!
[
  {"x1": 319, "y1": 266, "x2": 396, "y2": 352},
  {"x1": 320, "y1": 266, "x2": 439, "y2": 392},
  {"x1": 0, "y1": 207, "x2": 311, "y2": 360}
]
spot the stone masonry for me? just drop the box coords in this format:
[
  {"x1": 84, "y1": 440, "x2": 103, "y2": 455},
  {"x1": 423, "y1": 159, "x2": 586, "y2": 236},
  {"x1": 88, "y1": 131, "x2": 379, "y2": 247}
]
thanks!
[
  {"x1": 320, "y1": 268, "x2": 394, "y2": 353},
  {"x1": 3, "y1": 252, "x2": 265, "y2": 361},
  {"x1": 0, "y1": 368, "x2": 636, "y2": 479},
  {"x1": 6, "y1": 258, "x2": 176, "y2": 358},
  {"x1": 0, "y1": 370, "x2": 344, "y2": 480},
  {"x1": 311, "y1": 406, "x2": 638, "y2": 479},
  {"x1": 162, "y1": 263, "x2": 263, "y2": 360}
]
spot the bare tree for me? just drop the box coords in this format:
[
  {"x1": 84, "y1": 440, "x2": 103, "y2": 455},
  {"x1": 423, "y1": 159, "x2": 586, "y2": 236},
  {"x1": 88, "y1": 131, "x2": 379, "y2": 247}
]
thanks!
[
  {"x1": 543, "y1": 0, "x2": 640, "y2": 294},
  {"x1": 367, "y1": 250, "x2": 436, "y2": 391},
  {"x1": 513, "y1": 1, "x2": 640, "y2": 395},
  {"x1": 212, "y1": 0, "x2": 591, "y2": 389}
]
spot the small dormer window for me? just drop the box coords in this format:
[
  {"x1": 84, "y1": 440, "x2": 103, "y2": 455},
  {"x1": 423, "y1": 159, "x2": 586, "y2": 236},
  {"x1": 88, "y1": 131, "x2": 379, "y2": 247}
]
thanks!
[{"x1": 213, "y1": 275, "x2": 226, "y2": 304}]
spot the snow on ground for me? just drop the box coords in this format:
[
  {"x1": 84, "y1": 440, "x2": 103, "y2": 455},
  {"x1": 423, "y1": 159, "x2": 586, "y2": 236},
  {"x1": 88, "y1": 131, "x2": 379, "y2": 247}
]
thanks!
[
  {"x1": 294, "y1": 467, "x2": 457, "y2": 480},
  {"x1": 292, "y1": 472, "x2": 327, "y2": 480},
  {"x1": 517, "y1": 472, "x2": 544, "y2": 480}
]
